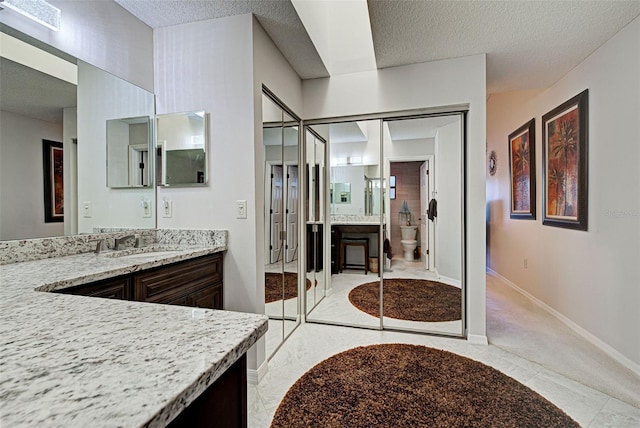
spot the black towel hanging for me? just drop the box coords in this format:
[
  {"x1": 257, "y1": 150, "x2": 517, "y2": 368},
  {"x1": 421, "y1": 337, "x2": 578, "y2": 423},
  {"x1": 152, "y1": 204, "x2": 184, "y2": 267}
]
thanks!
[{"x1": 427, "y1": 198, "x2": 437, "y2": 221}]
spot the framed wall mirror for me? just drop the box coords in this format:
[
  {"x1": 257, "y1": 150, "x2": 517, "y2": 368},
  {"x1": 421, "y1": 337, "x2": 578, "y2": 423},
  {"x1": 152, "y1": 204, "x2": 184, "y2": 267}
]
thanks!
[{"x1": 156, "y1": 111, "x2": 207, "y2": 187}]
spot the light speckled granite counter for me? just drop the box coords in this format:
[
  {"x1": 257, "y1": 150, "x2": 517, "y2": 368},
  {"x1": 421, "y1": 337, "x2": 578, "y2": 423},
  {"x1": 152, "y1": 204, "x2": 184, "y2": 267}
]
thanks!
[{"x1": 0, "y1": 240, "x2": 268, "y2": 427}]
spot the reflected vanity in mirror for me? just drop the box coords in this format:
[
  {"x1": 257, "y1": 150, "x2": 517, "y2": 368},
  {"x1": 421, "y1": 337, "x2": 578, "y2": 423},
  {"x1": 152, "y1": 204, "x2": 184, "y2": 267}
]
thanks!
[
  {"x1": 304, "y1": 114, "x2": 465, "y2": 338},
  {"x1": 106, "y1": 116, "x2": 152, "y2": 188},
  {"x1": 156, "y1": 111, "x2": 207, "y2": 187}
]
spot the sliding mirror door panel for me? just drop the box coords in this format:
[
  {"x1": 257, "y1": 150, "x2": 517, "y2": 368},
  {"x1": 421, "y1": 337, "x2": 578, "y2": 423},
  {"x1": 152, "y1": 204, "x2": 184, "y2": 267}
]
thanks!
[
  {"x1": 304, "y1": 126, "x2": 327, "y2": 316},
  {"x1": 381, "y1": 115, "x2": 464, "y2": 336},
  {"x1": 306, "y1": 119, "x2": 382, "y2": 329},
  {"x1": 262, "y1": 89, "x2": 302, "y2": 358}
]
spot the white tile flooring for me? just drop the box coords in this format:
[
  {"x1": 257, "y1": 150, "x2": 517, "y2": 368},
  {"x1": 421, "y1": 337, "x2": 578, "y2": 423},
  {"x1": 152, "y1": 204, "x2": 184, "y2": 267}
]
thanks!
[
  {"x1": 307, "y1": 258, "x2": 462, "y2": 335},
  {"x1": 249, "y1": 271, "x2": 640, "y2": 428}
]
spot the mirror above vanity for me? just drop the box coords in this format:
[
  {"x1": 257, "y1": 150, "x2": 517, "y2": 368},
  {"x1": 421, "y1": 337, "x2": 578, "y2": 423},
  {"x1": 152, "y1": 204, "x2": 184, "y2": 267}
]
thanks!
[{"x1": 0, "y1": 27, "x2": 156, "y2": 240}]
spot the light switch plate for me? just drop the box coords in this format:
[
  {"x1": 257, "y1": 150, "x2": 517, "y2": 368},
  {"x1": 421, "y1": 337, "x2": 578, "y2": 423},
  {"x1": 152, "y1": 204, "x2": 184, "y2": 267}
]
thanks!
[
  {"x1": 162, "y1": 199, "x2": 172, "y2": 218},
  {"x1": 82, "y1": 201, "x2": 92, "y2": 218},
  {"x1": 236, "y1": 200, "x2": 247, "y2": 219}
]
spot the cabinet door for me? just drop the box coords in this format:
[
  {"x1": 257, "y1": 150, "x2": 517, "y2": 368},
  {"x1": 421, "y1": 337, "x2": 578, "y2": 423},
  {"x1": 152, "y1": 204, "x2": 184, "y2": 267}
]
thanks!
[
  {"x1": 55, "y1": 276, "x2": 132, "y2": 300},
  {"x1": 189, "y1": 284, "x2": 223, "y2": 310},
  {"x1": 134, "y1": 254, "x2": 222, "y2": 305}
]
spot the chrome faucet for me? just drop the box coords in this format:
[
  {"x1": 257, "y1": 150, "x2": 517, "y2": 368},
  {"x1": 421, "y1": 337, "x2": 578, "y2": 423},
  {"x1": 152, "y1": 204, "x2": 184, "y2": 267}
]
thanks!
[
  {"x1": 89, "y1": 239, "x2": 105, "y2": 254},
  {"x1": 114, "y1": 234, "x2": 141, "y2": 250}
]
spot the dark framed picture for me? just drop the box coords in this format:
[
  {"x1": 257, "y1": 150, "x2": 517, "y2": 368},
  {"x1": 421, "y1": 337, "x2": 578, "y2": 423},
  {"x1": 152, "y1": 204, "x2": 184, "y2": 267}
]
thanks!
[
  {"x1": 542, "y1": 89, "x2": 588, "y2": 230},
  {"x1": 43, "y1": 139, "x2": 64, "y2": 222},
  {"x1": 509, "y1": 119, "x2": 536, "y2": 220}
]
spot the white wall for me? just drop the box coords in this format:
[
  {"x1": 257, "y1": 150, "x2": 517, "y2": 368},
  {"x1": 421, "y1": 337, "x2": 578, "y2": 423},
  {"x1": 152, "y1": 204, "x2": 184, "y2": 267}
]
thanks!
[
  {"x1": 253, "y1": 17, "x2": 304, "y2": 371},
  {"x1": 486, "y1": 17, "x2": 640, "y2": 369},
  {"x1": 154, "y1": 14, "x2": 304, "y2": 372},
  {"x1": 0, "y1": 111, "x2": 64, "y2": 240},
  {"x1": 1, "y1": 0, "x2": 154, "y2": 91},
  {"x1": 304, "y1": 55, "x2": 487, "y2": 341},
  {"x1": 77, "y1": 61, "x2": 155, "y2": 233},
  {"x1": 435, "y1": 121, "x2": 462, "y2": 283}
]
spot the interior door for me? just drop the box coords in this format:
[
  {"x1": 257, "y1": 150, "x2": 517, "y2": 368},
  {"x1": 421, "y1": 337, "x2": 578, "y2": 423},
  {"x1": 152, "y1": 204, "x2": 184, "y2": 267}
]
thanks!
[
  {"x1": 286, "y1": 165, "x2": 298, "y2": 263},
  {"x1": 420, "y1": 160, "x2": 429, "y2": 269},
  {"x1": 271, "y1": 165, "x2": 284, "y2": 263}
]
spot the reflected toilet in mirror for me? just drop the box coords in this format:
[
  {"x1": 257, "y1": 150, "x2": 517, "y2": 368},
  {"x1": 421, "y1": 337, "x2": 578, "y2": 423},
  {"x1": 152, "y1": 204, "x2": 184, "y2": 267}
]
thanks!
[{"x1": 303, "y1": 114, "x2": 465, "y2": 338}]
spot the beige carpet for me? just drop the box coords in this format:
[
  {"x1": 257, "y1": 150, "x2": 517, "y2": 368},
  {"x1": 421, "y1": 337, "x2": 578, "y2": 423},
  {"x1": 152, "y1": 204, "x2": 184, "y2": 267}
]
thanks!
[{"x1": 487, "y1": 273, "x2": 640, "y2": 408}]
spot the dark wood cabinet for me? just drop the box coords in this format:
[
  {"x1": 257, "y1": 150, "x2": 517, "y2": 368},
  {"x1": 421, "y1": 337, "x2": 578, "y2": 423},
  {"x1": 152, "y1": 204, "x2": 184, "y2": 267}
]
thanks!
[
  {"x1": 55, "y1": 275, "x2": 132, "y2": 300},
  {"x1": 134, "y1": 254, "x2": 222, "y2": 307},
  {"x1": 54, "y1": 253, "x2": 223, "y2": 310},
  {"x1": 167, "y1": 354, "x2": 247, "y2": 428}
]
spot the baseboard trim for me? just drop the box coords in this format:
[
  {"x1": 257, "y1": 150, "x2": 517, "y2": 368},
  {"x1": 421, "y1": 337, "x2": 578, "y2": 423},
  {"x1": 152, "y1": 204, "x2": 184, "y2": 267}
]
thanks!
[
  {"x1": 437, "y1": 274, "x2": 461, "y2": 288},
  {"x1": 467, "y1": 334, "x2": 489, "y2": 345},
  {"x1": 487, "y1": 268, "x2": 640, "y2": 377},
  {"x1": 247, "y1": 359, "x2": 268, "y2": 385}
]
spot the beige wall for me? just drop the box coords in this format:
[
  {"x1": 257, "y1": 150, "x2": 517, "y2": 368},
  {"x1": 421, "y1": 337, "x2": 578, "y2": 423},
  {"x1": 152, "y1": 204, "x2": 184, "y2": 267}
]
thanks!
[
  {"x1": 390, "y1": 161, "x2": 422, "y2": 256},
  {"x1": 486, "y1": 17, "x2": 640, "y2": 371}
]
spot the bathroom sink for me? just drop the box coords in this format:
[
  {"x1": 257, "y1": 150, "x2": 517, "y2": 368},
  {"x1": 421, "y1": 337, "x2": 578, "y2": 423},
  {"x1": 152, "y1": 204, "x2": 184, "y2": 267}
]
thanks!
[{"x1": 101, "y1": 245, "x2": 188, "y2": 259}]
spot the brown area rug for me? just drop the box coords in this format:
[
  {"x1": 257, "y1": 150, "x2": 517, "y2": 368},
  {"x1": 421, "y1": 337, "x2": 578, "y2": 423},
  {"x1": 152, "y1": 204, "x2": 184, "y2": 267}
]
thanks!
[
  {"x1": 271, "y1": 344, "x2": 579, "y2": 428},
  {"x1": 265, "y1": 272, "x2": 311, "y2": 304},
  {"x1": 348, "y1": 278, "x2": 461, "y2": 322}
]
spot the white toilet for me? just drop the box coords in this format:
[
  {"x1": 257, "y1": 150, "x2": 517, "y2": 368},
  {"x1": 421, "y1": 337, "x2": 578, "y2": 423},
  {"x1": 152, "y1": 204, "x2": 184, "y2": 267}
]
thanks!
[{"x1": 400, "y1": 225, "x2": 418, "y2": 261}]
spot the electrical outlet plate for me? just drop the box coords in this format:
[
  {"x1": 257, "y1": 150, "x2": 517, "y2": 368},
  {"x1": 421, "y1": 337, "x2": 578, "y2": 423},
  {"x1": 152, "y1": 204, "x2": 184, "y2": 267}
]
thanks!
[{"x1": 142, "y1": 199, "x2": 152, "y2": 218}]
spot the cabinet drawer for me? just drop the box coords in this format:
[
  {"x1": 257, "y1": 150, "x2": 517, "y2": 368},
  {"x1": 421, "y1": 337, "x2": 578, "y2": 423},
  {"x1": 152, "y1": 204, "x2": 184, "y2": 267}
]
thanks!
[
  {"x1": 55, "y1": 276, "x2": 132, "y2": 300},
  {"x1": 134, "y1": 254, "x2": 222, "y2": 304}
]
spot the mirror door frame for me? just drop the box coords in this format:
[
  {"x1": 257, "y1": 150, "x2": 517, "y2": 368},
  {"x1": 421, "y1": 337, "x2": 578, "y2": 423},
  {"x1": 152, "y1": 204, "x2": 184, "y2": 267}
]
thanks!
[{"x1": 302, "y1": 106, "x2": 468, "y2": 339}]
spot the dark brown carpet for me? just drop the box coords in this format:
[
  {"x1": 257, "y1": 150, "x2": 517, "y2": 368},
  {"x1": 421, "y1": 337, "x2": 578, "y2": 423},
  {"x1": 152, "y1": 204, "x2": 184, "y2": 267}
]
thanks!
[
  {"x1": 271, "y1": 344, "x2": 579, "y2": 428},
  {"x1": 265, "y1": 272, "x2": 311, "y2": 304},
  {"x1": 348, "y1": 278, "x2": 461, "y2": 322}
]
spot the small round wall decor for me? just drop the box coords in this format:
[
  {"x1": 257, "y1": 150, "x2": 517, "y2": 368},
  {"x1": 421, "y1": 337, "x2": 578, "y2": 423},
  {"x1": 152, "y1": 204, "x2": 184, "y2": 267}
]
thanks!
[{"x1": 488, "y1": 150, "x2": 497, "y2": 175}]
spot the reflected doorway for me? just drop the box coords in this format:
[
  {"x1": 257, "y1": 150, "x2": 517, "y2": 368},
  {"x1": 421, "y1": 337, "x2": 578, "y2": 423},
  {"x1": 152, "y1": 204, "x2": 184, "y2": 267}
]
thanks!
[{"x1": 303, "y1": 112, "x2": 466, "y2": 339}]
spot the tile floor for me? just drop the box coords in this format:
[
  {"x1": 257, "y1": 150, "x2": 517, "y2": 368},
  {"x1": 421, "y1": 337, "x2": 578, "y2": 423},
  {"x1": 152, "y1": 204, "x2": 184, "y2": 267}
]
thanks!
[
  {"x1": 249, "y1": 271, "x2": 640, "y2": 428},
  {"x1": 307, "y1": 258, "x2": 462, "y2": 335}
]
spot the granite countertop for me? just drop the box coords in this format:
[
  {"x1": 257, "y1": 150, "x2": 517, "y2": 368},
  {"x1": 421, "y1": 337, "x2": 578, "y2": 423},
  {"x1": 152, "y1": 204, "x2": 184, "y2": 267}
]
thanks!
[{"x1": 0, "y1": 245, "x2": 268, "y2": 427}]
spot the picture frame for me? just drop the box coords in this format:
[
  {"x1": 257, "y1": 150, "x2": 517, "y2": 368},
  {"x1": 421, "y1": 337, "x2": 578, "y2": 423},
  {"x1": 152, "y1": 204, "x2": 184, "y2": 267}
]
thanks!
[
  {"x1": 509, "y1": 119, "x2": 536, "y2": 220},
  {"x1": 43, "y1": 139, "x2": 64, "y2": 223},
  {"x1": 542, "y1": 89, "x2": 588, "y2": 230}
]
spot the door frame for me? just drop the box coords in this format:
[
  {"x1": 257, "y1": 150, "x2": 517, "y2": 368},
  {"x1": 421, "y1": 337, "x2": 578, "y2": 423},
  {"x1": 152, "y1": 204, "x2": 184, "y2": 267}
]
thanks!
[{"x1": 385, "y1": 155, "x2": 436, "y2": 272}]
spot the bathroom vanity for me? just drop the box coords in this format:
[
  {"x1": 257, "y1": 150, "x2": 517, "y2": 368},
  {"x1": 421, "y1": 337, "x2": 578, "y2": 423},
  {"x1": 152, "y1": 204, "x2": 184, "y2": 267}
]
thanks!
[
  {"x1": 0, "y1": 231, "x2": 267, "y2": 427},
  {"x1": 330, "y1": 221, "x2": 384, "y2": 274}
]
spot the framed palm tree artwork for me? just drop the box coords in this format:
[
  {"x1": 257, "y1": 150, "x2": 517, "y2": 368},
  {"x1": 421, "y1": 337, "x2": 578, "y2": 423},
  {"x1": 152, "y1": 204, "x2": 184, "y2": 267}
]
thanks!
[
  {"x1": 542, "y1": 89, "x2": 588, "y2": 230},
  {"x1": 509, "y1": 119, "x2": 536, "y2": 220}
]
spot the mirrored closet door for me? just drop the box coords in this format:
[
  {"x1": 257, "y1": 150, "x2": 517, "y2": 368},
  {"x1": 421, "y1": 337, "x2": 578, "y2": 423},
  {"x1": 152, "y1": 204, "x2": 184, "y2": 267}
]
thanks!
[
  {"x1": 304, "y1": 126, "x2": 327, "y2": 316},
  {"x1": 381, "y1": 114, "x2": 464, "y2": 336},
  {"x1": 262, "y1": 90, "x2": 301, "y2": 358},
  {"x1": 303, "y1": 111, "x2": 466, "y2": 338}
]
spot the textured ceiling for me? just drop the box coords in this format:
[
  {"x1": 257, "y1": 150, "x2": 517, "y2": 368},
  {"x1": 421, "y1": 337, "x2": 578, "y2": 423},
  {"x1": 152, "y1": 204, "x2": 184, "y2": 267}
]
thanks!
[
  {"x1": 114, "y1": 0, "x2": 640, "y2": 94},
  {"x1": 368, "y1": 0, "x2": 640, "y2": 94},
  {"x1": 113, "y1": 0, "x2": 328, "y2": 79},
  {"x1": 387, "y1": 116, "x2": 460, "y2": 140},
  {"x1": 0, "y1": 58, "x2": 77, "y2": 124}
]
